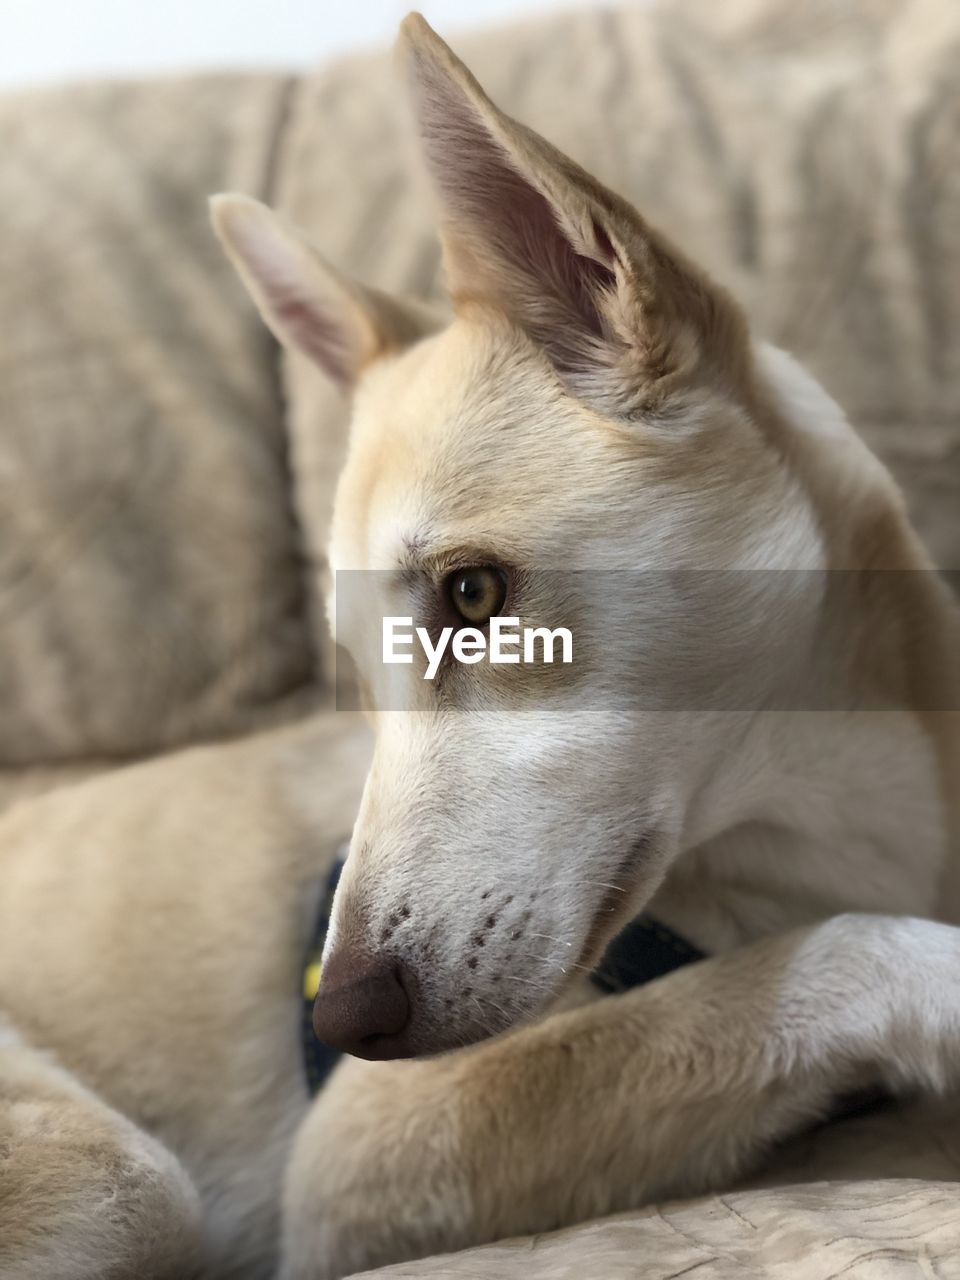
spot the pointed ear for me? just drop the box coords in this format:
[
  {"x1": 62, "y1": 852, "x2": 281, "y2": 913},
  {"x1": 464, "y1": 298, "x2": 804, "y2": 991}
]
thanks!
[
  {"x1": 210, "y1": 194, "x2": 439, "y2": 388},
  {"x1": 398, "y1": 14, "x2": 750, "y2": 417}
]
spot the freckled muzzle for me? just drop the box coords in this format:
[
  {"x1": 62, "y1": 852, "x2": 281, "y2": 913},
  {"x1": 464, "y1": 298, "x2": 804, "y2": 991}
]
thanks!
[{"x1": 312, "y1": 880, "x2": 556, "y2": 1061}]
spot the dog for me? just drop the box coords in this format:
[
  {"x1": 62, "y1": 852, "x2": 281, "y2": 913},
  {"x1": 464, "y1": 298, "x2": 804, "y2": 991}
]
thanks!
[{"x1": 2, "y1": 13, "x2": 959, "y2": 1280}]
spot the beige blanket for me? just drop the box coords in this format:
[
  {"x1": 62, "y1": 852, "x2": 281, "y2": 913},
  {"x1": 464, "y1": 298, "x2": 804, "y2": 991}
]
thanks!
[
  {"x1": 0, "y1": 74, "x2": 313, "y2": 766},
  {"x1": 363, "y1": 1178, "x2": 960, "y2": 1278},
  {"x1": 362, "y1": 1096, "x2": 960, "y2": 1274}
]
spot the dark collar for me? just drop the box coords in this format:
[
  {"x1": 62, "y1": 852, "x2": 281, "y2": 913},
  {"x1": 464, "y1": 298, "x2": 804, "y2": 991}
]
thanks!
[
  {"x1": 301, "y1": 855, "x2": 348, "y2": 1096},
  {"x1": 589, "y1": 914, "x2": 705, "y2": 994},
  {"x1": 302, "y1": 855, "x2": 705, "y2": 1096}
]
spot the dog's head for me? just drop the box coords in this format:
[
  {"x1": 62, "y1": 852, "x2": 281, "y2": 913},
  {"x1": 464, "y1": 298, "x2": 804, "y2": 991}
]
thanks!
[{"x1": 214, "y1": 15, "x2": 830, "y2": 1058}]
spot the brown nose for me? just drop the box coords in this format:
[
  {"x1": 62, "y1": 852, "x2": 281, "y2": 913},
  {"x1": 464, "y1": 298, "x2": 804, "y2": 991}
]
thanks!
[{"x1": 312, "y1": 951, "x2": 410, "y2": 1058}]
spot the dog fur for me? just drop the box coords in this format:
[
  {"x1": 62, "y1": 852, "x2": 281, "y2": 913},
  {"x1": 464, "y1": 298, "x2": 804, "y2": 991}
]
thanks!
[{"x1": 1, "y1": 13, "x2": 959, "y2": 1279}]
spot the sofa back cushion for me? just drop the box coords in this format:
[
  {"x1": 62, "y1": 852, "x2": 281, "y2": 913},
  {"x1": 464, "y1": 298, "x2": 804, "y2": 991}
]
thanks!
[{"x1": 0, "y1": 75, "x2": 314, "y2": 764}]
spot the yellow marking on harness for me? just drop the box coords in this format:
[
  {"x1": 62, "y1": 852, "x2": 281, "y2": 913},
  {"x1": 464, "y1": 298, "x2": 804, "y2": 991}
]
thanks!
[{"x1": 303, "y1": 959, "x2": 323, "y2": 1001}]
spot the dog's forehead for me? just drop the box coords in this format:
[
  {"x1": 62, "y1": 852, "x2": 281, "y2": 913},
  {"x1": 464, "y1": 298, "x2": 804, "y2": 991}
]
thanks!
[{"x1": 334, "y1": 314, "x2": 628, "y2": 570}]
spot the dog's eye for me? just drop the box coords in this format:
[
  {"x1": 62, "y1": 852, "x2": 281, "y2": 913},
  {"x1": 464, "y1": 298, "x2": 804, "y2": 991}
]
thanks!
[{"x1": 447, "y1": 566, "x2": 507, "y2": 625}]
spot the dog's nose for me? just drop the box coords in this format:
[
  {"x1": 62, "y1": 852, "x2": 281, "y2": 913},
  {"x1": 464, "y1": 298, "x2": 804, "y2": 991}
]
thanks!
[{"x1": 312, "y1": 950, "x2": 410, "y2": 1058}]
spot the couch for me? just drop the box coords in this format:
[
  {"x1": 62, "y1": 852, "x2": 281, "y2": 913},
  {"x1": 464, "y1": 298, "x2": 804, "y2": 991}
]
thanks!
[{"x1": 1, "y1": 0, "x2": 958, "y2": 1274}]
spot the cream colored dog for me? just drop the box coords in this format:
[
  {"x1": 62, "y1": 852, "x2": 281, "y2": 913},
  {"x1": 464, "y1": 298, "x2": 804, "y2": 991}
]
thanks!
[{"x1": 2, "y1": 14, "x2": 960, "y2": 1280}]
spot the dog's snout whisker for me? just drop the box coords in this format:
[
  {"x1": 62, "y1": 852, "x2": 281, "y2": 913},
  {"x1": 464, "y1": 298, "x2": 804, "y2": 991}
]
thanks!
[
  {"x1": 529, "y1": 931, "x2": 595, "y2": 970},
  {"x1": 504, "y1": 974, "x2": 553, "y2": 991},
  {"x1": 475, "y1": 995, "x2": 512, "y2": 1023}
]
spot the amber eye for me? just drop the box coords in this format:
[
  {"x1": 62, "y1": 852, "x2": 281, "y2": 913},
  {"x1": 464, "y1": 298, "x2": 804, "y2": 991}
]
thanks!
[{"x1": 447, "y1": 566, "x2": 507, "y2": 625}]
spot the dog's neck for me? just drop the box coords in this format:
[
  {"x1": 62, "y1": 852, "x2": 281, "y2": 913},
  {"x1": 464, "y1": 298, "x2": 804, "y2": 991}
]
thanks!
[
  {"x1": 650, "y1": 347, "x2": 960, "y2": 953},
  {"x1": 654, "y1": 710, "x2": 951, "y2": 952}
]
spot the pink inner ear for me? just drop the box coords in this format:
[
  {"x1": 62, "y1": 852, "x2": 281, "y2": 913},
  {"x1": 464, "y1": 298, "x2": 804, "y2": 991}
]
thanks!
[
  {"x1": 413, "y1": 49, "x2": 616, "y2": 377},
  {"x1": 222, "y1": 208, "x2": 362, "y2": 386},
  {"x1": 270, "y1": 295, "x2": 357, "y2": 386}
]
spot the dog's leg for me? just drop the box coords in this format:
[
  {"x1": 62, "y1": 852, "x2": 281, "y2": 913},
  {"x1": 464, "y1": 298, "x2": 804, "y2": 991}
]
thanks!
[
  {"x1": 278, "y1": 915, "x2": 960, "y2": 1279},
  {"x1": 0, "y1": 1019, "x2": 204, "y2": 1280}
]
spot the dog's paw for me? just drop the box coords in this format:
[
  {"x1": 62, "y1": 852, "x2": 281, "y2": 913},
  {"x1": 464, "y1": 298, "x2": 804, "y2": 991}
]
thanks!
[
  {"x1": 0, "y1": 1033, "x2": 204, "y2": 1280},
  {"x1": 278, "y1": 1054, "x2": 479, "y2": 1279}
]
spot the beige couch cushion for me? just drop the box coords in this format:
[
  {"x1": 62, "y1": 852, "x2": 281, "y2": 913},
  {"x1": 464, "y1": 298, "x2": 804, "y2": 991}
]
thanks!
[
  {"x1": 277, "y1": 0, "x2": 959, "y2": 686},
  {"x1": 359, "y1": 1091, "x2": 960, "y2": 1275},
  {"x1": 363, "y1": 1177, "x2": 960, "y2": 1278},
  {"x1": 0, "y1": 74, "x2": 314, "y2": 765}
]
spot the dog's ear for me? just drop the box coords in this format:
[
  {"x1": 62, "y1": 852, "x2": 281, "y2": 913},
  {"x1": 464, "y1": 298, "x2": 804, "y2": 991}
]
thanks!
[
  {"x1": 399, "y1": 15, "x2": 750, "y2": 416},
  {"x1": 210, "y1": 194, "x2": 439, "y2": 388}
]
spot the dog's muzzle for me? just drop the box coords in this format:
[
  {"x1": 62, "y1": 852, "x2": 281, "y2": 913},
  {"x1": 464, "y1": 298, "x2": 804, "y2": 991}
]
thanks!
[{"x1": 301, "y1": 852, "x2": 708, "y2": 1091}]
